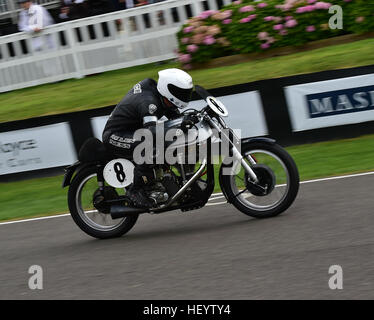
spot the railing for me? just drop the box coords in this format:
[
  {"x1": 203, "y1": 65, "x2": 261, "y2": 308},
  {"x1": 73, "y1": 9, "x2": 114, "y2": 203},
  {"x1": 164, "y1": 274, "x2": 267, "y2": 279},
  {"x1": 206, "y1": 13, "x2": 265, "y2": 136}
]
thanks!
[
  {"x1": 0, "y1": 0, "x2": 233, "y2": 93},
  {"x1": 0, "y1": 0, "x2": 9, "y2": 14}
]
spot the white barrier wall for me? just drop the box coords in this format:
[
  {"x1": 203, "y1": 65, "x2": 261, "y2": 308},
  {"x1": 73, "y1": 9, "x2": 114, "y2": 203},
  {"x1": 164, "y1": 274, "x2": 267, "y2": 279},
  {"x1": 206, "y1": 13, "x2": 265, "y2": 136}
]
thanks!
[
  {"x1": 91, "y1": 91, "x2": 269, "y2": 140},
  {"x1": 285, "y1": 74, "x2": 374, "y2": 131},
  {"x1": 0, "y1": 123, "x2": 77, "y2": 175},
  {"x1": 0, "y1": 0, "x2": 233, "y2": 93}
]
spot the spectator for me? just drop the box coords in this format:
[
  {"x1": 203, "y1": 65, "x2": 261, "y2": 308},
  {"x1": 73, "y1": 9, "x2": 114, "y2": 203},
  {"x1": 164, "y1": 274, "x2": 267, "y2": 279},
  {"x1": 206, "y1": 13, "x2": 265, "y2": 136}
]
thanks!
[
  {"x1": 135, "y1": 0, "x2": 147, "y2": 7},
  {"x1": 18, "y1": 0, "x2": 55, "y2": 51},
  {"x1": 59, "y1": 0, "x2": 90, "y2": 22},
  {"x1": 89, "y1": 0, "x2": 111, "y2": 16},
  {"x1": 125, "y1": 0, "x2": 135, "y2": 9},
  {"x1": 18, "y1": 0, "x2": 62, "y2": 77},
  {"x1": 108, "y1": 0, "x2": 136, "y2": 12},
  {"x1": 108, "y1": 0, "x2": 126, "y2": 12}
]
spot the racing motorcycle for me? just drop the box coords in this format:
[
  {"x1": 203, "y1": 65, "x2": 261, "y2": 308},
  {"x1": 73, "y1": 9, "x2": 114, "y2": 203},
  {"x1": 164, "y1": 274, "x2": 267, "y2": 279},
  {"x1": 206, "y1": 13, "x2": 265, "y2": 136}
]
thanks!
[{"x1": 63, "y1": 86, "x2": 299, "y2": 239}]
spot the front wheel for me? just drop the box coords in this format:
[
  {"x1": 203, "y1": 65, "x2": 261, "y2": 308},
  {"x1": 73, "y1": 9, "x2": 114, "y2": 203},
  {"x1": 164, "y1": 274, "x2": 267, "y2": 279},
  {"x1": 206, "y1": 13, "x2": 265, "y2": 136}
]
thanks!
[
  {"x1": 68, "y1": 166, "x2": 139, "y2": 239},
  {"x1": 219, "y1": 142, "x2": 299, "y2": 219}
]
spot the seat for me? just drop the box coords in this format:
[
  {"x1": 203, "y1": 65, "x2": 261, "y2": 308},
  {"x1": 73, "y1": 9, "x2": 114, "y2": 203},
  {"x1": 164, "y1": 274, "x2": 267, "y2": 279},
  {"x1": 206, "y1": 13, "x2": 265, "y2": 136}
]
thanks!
[{"x1": 78, "y1": 138, "x2": 113, "y2": 163}]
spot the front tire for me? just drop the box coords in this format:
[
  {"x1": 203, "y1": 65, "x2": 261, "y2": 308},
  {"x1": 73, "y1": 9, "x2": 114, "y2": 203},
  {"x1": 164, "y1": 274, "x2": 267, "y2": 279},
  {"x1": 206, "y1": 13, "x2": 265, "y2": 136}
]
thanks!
[
  {"x1": 68, "y1": 166, "x2": 139, "y2": 239},
  {"x1": 220, "y1": 142, "x2": 299, "y2": 219}
]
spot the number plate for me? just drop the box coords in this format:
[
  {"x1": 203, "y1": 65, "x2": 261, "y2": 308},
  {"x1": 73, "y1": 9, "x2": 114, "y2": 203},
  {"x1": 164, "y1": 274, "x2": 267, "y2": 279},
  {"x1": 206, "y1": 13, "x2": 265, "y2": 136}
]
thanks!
[
  {"x1": 103, "y1": 159, "x2": 135, "y2": 188},
  {"x1": 207, "y1": 96, "x2": 229, "y2": 117}
]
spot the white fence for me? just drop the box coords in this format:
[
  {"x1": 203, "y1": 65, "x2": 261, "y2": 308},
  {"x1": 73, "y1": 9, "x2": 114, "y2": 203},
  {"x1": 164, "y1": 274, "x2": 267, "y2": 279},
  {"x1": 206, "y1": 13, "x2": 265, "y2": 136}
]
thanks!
[{"x1": 0, "y1": 0, "x2": 233, "y2": 93}]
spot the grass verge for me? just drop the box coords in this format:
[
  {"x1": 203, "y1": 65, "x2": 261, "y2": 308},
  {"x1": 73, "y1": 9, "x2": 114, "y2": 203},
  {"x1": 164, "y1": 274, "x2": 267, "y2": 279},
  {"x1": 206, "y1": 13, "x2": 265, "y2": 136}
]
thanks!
[
  {"x1": 0, "y1": 38, "x2": 373, "y2": 123},
  {"x1": 1, "y1": 134, "x2": 374, "y2": 222}
]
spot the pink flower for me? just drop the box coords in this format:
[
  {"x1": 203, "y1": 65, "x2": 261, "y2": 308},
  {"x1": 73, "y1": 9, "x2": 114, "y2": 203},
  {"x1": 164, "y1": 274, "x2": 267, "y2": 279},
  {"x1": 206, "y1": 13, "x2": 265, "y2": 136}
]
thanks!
[
  {"x1": 273, "y1": 24, "x2": 284, "y2": 31},
  {"x1": 296, "y1": 5, "x2": 315, "y2": 13},
  {"x1": 257, "y1": 3, "x2": 268, "y2": 8},
  {"x1": 314, "y1": 2, "x2": 332, "y2": 9},
  {"x1": 306, "y1": 25, "x2": 316, "y2": 32},
  {"x1": 285, "y1": 16, "x2": 293, "y2": 21},
  {"x1": 239, "y1": 5, "x2": 255, "y2": 13},
  {"x1": 308, "y1": 0, "x2": 317, "y2": 3},
  {"x1": 261, "y1": 43, "x2": 270, "y2": 49},
  {"x1": 264, "y1": 16, "x2": 274, "y2": 22},
  {"x1": 223, "y1": 19, "x2": 232, "y2": 24},
  {"x1": 206, "y1": 25, "x2": 221, "y2": 36},
  {"x1": 258, "y1": 32, "x2": 269, "y2": 40},
  {"x1": 279, "y1": 29, "x2": 288, "y2": 36},
  {"x1": 240, "y1": 17, "x2": 251, "y2": 23},
  {"x1": 199, "y1": 10, "x2": 218, "y2": 20},
  {"x1": 356, "y1": 16, "x2": 365, "y2": 23},
  {"x1": 183, "y1": 26, "x2": 194, "y2": 34},
  {"x1": 233, "y1": 0, "x2": 242, "y2": 4},
  {"x1": 203, "y1": 36, "x2": 216, "y2": 45},
  {"x1": 179, "y1": 54, "x2": 191, "y2": 64},
  {"x1": 181, "y1": 37, "x2": 190, "y2": 44},
  {"x1": 187, "y1": 44, "x2": 199, "y2": 53},
  {"x1": 285, "y1": 19, "x2": 298, "y2": 28},
  {"x1": 248, "y1": 14, "x2": 257, "y2": 20},
  {"x1": 191, "y1": 34, "x2": 204, "y2": 44},
  {"x1": 222, "y1": 10, "x2": 233, "y2": 18}
]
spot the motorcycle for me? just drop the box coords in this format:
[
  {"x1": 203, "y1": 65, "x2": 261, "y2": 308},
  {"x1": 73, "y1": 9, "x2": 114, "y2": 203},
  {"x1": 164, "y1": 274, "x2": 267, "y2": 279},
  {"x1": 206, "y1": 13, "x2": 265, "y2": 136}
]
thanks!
[{"x1": 62, "y1": 86, "x2": 299, "y2": 239}]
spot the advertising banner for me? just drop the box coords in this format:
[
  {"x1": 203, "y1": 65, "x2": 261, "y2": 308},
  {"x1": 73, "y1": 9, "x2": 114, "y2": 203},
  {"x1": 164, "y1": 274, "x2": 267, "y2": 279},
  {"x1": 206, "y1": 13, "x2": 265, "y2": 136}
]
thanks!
[
  {"x1": 285, "y1": 74, "x2": 374, "y2": 131},
  {"x1": 0, "y1": 123, "x2": 77, "y2": 175}
]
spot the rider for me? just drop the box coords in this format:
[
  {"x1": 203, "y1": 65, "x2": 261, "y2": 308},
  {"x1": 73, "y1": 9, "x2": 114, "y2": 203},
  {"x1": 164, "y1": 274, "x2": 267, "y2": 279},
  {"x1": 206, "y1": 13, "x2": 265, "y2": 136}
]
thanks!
[{"x1": 102, "y1": 68, "x2": 194, "y2": 209}]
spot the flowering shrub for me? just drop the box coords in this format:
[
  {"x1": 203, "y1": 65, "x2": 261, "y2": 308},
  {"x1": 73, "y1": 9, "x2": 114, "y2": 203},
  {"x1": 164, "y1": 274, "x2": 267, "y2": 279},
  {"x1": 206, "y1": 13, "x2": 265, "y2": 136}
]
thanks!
[{"x1": 177, "y1": 0, "x2": 374, "y2": 68}]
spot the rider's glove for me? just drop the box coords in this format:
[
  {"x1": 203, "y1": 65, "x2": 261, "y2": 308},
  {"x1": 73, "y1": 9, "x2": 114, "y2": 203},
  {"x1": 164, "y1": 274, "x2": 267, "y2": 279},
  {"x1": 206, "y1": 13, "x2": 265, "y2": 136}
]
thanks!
[{"x1": 181, "y1": 114, "x2": 198, "y2": 132}]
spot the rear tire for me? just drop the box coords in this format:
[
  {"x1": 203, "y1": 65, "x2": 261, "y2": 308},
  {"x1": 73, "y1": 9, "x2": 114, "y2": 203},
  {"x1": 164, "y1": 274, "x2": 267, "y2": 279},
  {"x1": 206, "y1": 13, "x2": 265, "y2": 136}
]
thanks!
[
  {"x1": 220, "y1": 142, "x2": 299, "y2": 219},
  {"x1": 68, "y1": 166, "x2": 139, "y2": 239}
]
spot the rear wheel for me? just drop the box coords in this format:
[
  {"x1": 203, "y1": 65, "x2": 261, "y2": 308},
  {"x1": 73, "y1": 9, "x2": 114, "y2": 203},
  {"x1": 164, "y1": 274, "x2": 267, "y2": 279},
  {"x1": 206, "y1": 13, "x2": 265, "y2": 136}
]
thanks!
[
  {"x1": 68, "y1": 166, "x2": 139, "y2": 239},
  {"x1": 220, "y1": 142, "x2": 299, "y2": 218}
]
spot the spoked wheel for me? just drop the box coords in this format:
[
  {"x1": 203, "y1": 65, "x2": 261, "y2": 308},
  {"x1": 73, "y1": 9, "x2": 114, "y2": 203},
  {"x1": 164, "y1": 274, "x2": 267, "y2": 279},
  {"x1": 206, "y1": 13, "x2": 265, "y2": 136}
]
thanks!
[
  {"x1": 68, "y1": 166, "x2": 139, "y2": 239},
  {"x1": 220, "y1": 142, "x2": 299, "y2": 218}
]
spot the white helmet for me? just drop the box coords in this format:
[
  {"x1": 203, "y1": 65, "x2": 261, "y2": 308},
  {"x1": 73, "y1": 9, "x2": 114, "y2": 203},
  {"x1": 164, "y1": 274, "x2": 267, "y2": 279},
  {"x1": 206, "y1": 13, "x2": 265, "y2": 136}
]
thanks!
[{"x1": 157, "y1": 68, "x2": 193, "y2": 109}]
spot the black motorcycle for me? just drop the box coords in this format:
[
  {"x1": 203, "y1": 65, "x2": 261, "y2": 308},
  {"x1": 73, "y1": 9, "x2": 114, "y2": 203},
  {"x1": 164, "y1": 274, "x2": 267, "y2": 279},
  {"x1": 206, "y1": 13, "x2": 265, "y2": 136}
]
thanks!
[{"x1": 63, "y1": 86, "x2": 299, "y2": 239}]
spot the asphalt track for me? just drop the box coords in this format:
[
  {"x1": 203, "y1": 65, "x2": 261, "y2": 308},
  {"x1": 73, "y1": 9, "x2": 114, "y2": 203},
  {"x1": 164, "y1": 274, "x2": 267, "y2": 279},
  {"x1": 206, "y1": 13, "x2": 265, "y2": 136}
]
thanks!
[{"x1": 1, "y1": 173, "x2": 374, "y2": 300}]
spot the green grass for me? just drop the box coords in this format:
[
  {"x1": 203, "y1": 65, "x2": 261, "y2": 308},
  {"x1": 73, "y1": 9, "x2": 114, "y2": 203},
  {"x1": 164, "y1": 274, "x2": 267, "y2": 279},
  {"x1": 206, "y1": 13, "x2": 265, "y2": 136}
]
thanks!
[
  {"x1": 1, "y1": 134, "x2": 374, "y2": 222},
  {"x1": 0, "y1": 38, "x2": 374, "y2": 123}
]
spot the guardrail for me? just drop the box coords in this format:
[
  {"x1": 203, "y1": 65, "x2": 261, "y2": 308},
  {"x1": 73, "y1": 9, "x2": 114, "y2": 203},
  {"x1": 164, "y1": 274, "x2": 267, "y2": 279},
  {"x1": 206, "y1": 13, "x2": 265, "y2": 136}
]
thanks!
[{"x1": 0, "y1": 0, "x2": 233, "y2": 93}]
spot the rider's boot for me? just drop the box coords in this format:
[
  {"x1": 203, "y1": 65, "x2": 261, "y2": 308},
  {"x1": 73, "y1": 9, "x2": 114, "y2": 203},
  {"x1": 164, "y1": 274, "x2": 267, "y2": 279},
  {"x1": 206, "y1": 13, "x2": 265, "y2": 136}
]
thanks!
[{"x1": 126, "y1": 164, "x2": 157, "y2": 209}]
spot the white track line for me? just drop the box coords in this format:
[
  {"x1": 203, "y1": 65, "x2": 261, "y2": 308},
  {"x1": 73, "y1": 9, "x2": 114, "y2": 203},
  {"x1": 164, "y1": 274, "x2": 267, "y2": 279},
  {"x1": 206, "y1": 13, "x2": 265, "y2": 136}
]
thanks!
[
  {"x1": 0, "y1": 214, "x2": 71, "y2": 226},
  {"x1": 2, "y1": 171, "x2": 374, "y2": 226},
  {"x1": 299, "y1": 171, "x2": 374, "y2": 184}
]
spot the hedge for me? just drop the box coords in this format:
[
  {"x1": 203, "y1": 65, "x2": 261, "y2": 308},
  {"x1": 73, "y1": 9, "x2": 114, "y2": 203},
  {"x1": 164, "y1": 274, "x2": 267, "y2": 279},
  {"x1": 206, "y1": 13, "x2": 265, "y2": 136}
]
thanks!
[{"x1": 176, "y1": 0, "x2": 374, "y2": 68}]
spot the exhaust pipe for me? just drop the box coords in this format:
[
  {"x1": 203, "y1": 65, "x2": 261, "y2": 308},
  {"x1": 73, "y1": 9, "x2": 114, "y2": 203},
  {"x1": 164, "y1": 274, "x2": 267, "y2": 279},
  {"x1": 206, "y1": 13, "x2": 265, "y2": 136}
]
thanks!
[{"x1": 110, "y1": 205, "x2": 146, "y2": 219}]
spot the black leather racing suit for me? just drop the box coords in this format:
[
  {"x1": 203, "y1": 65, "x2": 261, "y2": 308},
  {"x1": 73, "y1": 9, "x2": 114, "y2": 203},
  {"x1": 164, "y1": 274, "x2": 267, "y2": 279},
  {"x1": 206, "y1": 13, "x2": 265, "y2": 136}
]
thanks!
[{"x1": 102, "y1": 78, "x2": 180, "y2": 191}]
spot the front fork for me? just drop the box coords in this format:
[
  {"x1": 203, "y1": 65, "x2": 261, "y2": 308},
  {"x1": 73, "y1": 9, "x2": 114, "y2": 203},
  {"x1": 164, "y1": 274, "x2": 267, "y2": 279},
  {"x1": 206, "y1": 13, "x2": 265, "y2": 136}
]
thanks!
[
  {"x1": 231, "y1": 147, "x2": 259, "y2": 183},
  {"x1": 208, "y1": 118, "x2": 259, "y2": 183}
]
